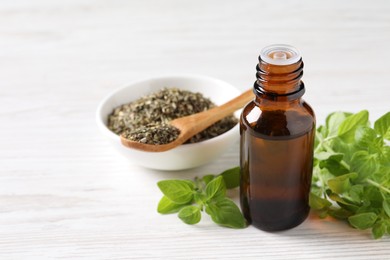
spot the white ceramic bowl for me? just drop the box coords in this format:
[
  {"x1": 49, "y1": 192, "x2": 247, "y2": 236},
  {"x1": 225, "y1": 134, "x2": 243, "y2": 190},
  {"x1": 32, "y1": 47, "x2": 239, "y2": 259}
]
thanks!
[{"x1": 96, "y1": 74, "x2": 242, "y2": 170}]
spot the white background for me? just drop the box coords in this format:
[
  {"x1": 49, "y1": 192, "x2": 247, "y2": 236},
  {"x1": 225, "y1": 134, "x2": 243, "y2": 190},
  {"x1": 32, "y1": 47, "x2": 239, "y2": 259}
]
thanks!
[{"x1": 1, "y1": 0, "x2": 389, "y2": 259}]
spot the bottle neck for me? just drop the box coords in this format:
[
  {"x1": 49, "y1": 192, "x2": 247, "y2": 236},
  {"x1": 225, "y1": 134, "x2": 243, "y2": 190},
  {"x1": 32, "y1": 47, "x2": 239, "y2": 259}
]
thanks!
[{"x1": 254, "y1": 57, "x2": 305, "y2": 101}]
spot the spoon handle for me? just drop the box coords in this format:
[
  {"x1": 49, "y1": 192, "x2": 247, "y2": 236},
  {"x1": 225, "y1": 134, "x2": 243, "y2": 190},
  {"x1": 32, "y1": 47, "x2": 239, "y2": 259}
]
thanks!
[
  {"x1": 211, "y1": 89, "x2": 254, "y2": 116},
  {"x1": 171, "y1": 89, "x2": 254, "y2": 135}
]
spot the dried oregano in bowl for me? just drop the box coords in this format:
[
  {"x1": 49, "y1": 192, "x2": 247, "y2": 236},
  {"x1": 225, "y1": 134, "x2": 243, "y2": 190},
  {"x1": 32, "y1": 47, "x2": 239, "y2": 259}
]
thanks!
[{"x1": 107, "y1": 88, "x2": 238, "y2": 145}]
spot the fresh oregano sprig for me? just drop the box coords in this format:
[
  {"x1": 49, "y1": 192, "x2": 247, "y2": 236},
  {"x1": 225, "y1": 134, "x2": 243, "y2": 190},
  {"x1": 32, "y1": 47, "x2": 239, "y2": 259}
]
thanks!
[
  {"x1": 157, "y1": 110, "x2": 389, "y2": 238},
  {"x1": 310, "y1": 110, "x2": 390, "y2": 239},
  {"x1": 157, "y1": 167, "x2": 247, "y2": 228}
]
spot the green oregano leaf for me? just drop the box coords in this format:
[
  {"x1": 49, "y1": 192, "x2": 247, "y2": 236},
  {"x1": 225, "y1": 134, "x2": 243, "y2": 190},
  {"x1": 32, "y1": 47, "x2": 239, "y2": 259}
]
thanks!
[
  {"x1": 219, "y1": 166, "x2": 240, "y2": 189},
  {"x1": 372, "y1": 221, "x2": 386, "y2": 239},
  {"x1": 363, "y1": 186, "x2": 383, "y2": 207},
  {"x1": 384, "y1": 130, "x2": 390, "y2": 140},
  {"x1": 338, "y1": 110, "x2": 369, "y2": 143},
  {"x1": 328, "y1": 208, "x2": 352, "y2": 220},
  {"x1": 348, "y1": 184, "x2": 364, "y2": 203},
  {"x1": 157, "y1": 180, "x2": 195, "y2": 204},
  {"x1": 327, "y1": 173, "x2": 358, "y2": 194},
  {"x1": 383, "y1": 198, "x2": 390, "y2": 218},
  {"x1": 205, "y1": 198, "x2": 246, "y2": 228},
  {"x1": 205, "y1": 176, "x2": 226, "y2": 200},
  {"x1": 157, "y1": 196, "x2": 187, "y2": 214},
  {"x1": 374, "y1": 111, "x2": 390, "y2": 138},
  {"x1": 354, "y1": 126, "x2": 382, "y2": 153},
  {"x1": 348, "y1": 212, "x2": 378, "y2": 230},
  {"x1": 350, "y1": 151, "x2": 379, "y2": 181},
  {"x1": 315, "y1": 152, "x2": 344, "y2": 162},
  {"x1": 326, "y1": 111, "x2": 352, "y2": 138},
  {"x1": 328, "y1": 192, "x2": 360, "y2": 212},
  {"x1": 382, "y1": 146, "x2": 390, "y2": 166},
  {"x1": 202, "y1": 174, "x2": 215, "y2": 185},
  {"x1": 319, "y1": 157, "x2": 349, "y2": 176},
  {"x1": 178, "y1": 206, "x2": 201, "y2": 225},
  {"x1": 309, "y1": 193, "x2": 332, "y2": 210}
]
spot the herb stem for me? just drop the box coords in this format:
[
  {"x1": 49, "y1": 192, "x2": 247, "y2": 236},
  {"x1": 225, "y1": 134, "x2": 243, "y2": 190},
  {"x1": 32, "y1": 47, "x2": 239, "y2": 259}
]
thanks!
[
  {"x1": 314, "y1": 144, "x2": 323, "y2": 154},
  {"x1": 324, "y1": 135, "x2": 337, "y2": 142},
  {"x1": 366, "y1": 179, "x2": 390, "y2": 195},
  {"x1": 314, "y1": 133, "x2": 325, "y2": 153},
  {"x1": 340, "y1": 160, "x2": 351, "y2": 171}
]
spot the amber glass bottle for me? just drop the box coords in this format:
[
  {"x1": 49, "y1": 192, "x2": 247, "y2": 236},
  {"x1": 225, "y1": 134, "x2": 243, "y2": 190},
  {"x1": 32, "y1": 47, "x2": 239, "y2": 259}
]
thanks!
[{"x1": 240, "y1": 44, "x2": 315, "y2": 231}]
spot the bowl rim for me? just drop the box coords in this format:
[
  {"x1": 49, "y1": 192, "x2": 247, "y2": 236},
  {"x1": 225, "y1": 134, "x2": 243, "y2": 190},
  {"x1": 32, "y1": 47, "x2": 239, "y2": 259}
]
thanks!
[{"x1": 96, "y1": 73, "x2": 242, "y2": 150}]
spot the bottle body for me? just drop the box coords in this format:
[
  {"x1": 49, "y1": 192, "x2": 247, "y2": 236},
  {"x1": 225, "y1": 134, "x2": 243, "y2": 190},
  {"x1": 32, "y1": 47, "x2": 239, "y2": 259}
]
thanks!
[{"x1": 240, "y1": 45, "x2": 315, "y2": 231}]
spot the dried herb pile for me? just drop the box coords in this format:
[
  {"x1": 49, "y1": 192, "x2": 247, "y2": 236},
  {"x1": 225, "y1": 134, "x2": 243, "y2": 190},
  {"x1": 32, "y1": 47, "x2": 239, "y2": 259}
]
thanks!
[
  {"x1": 122, "y1": 123, "x2": 180, "y2": 145},
  {"x1": 108, "y1": 88, "x2": 238, "y2": 144}
]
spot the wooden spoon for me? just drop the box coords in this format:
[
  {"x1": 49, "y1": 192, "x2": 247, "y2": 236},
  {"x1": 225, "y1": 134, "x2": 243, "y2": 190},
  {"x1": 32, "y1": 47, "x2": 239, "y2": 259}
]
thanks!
[{"x1": 120, "y1": 89, "x2": 254, "y2": 152}]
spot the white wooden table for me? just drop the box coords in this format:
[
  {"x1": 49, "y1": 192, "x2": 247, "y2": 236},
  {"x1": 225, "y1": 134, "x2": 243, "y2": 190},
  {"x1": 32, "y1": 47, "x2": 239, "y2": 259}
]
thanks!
[{"x1": 1, "y1": 0, "x2": 389, "y2": 259}]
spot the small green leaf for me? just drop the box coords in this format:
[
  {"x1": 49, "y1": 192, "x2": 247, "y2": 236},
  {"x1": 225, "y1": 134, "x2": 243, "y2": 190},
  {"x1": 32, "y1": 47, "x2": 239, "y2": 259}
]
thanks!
[
  {"x1": 383, "y1": 129, "x2": 390, "y2": 140},
  {"x1": 318, "y1": 209, "x2": 329, "y2": 219},
  {"x1": 219, "y1": 166, "x2": 240, "y2": 189},
  {"x1": 309, "y1": 192, "x2": 332, "y2": 210},
  {"x1": 363, "y1": 186, "x2": 383, "y2": 208},
  {"x1": 205, "y1": 198, "x2": 246, "y2": 228},
  {"x1": 319, "y1": 157, "x2": 349, "y2": 176},
  {"x1": 381, "y1": 146, "x2": 390, "y2": 166},
  {"x1": 205, "y1": 176, "x2": 226, "y2": 200},
  {"x1": 328, "y1": 192, "x2": 359, "y2": 212},
  {"x1": 157, "y1": 180, "x2": 195, "y2": 204},
  {"x1": 354, "y1": 126, "x2": 383, "y2": 153},
  {"x1": 202, "y1": 174, "x2": 215, "y2": 185},
  {"x1": 327, "y1": 173, "x2": 358, "y2": 194},
  {"x1": 326, "y1": 111, "x2": 352, "y2": 138},
  {"x1": 383, "y1": 198, "x2": 390, "y2": 217},
  {"x1": 372, "y1": 222, "x2": 386, "y2": 239},
  {"x1": 314, "y1": 152, "x2": 344, "y2": 162},
  {"x1": 178, "y1": 206, "x2": 201, "y2": 225},
  {"x1": 329, "y1": 138, "x2": 356, "y2": 162},
  {"x1": 157, "y1": 196, "x2": 187, "y2": 214},
  {"x1": 374, "y1": 111, "x2": 390, "y2": 138},
  {"x1": 384, "y1": 129, "x2": 390, "y2": 140},
  {"x1": 386, "y1": 221, "x2": 390, "y2": 235},
  {"x1": 348, "y1": 184, "x2": 364, "y2": 203},
  {"x1": 338, "y1": 110, "x2": 369, "y2": 143},
  {"x1": 328, "y1": 208, "x2": 352, "y2": 219},
  {"x1": 348, "y1": 212, "x2": 377, "y2": 230},
  {"x1": 350, "y1": 151, "x2": 379, "y2": 181}
]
